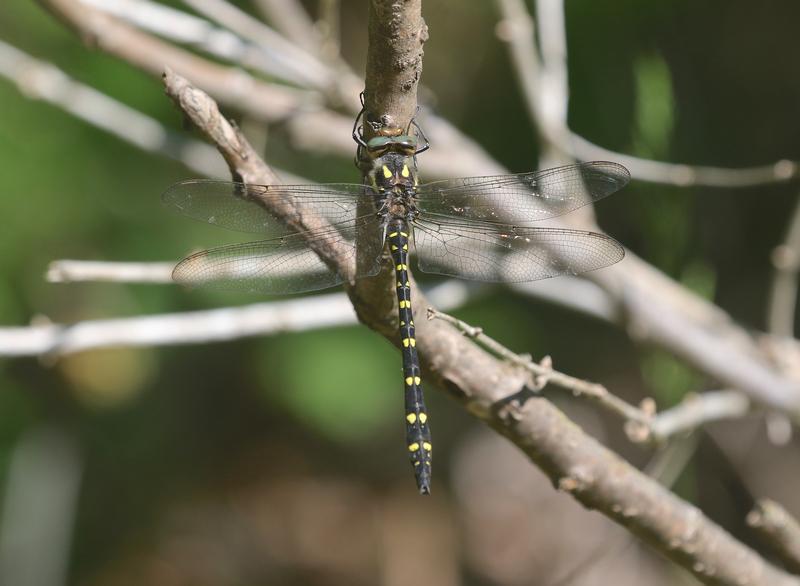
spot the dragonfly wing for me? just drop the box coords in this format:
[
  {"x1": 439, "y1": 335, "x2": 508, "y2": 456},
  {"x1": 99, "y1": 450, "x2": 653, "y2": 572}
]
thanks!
[
  {"x1": 412, "y1": 218, "x2": 624, "y2": 282},
  {"x1": 163, "y1": 180, "x2": 374, "y2": 235},
  {"x1": 414, "y1": 161, "x2": 630, "y2": 225},
  {"x1": 173, "y1": 215, "x2": 386, "y2": 294}
]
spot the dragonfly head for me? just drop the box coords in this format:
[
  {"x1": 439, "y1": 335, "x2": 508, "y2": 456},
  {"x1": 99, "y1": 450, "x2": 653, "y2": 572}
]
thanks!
[
  {"x1": 361, "y1": 127, "x2": 419, "y2": 192},
  {"x1": 365, "y1": 133, "x2": 418, "y2": 158}
]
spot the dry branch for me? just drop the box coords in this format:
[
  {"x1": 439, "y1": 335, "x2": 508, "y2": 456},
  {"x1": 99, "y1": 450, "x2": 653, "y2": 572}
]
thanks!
[
  {"x1": 0, "y1": 39, "x2": 228, "y2": 178},
  {"x1": 23, "y1": 1, "x2": 800, "y2": 580},
  {"x1": 0, "y1": 281, "x2": 472, "y2": 358},
  {"x1": 0, "y1": 294, "x2": 355, "y2": 356},
  {"x1": 496, "y1": 0, "x2": 800, "y2": 188},
  {"x1": 768, "y1": 192, "x2": 800, "y2": 338},
  {"x1": 32, "y1": 0, "x2": 800, "y2": 416},
  {"x1": 748, "y1": 500, "x2": 800, "y2": 575},
  {"x1": 156, "y1": 13, "x2": 797, "y2": 585},
  {"x1": 39, "y1": 0, "x2": 316, "y2": 122},
  {"x1": 495, "y1": 0, "x2": 800, "y2": 416},
  {"x1": 649, "y1": 391, "x2": 752, "y2": 441},
  {"x1": 429, "y1": 309, "x2": 755, "y2": 445}
]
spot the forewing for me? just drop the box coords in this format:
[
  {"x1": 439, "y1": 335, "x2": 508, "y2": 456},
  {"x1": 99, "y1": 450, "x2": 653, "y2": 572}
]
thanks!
[
  {"x1": 173, "y1": 215, "x2": 386, "y2": 294},
  {"x1": 163, "y1": 179, "x2": 374, "y2": 235},
  {"x1": 415, "y1": 161, "x2": 630, "y2": 225},
  {"x1": 412, "y1": 218, "x2": 624, "y2": 282}
]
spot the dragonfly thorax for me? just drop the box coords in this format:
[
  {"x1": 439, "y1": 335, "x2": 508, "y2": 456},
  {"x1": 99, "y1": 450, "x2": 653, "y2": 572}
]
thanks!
[{"x1": 368, "y1": 150, "x2": 419, "y2": 195}]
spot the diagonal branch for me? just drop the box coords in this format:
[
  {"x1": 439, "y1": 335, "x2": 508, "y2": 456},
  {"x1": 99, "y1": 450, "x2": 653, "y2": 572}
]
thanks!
[
  {"x1": 748, "y1": 499, "x2": 800, "y2": 575},
  {"x1": 496, "y1": 0, "x2": 800, "y2": 188},
  {"x1": 155, "y1": 9, "x2": 799, "y2": 585},
  {"x1": 38, "y1": 0, "x2": 317, "y2": 122},
  {"x1": 18, "y1": 0, "x2": 797, "y2": 577},
  {"x1": 496, "y1": 0, "x2": 800, "y2": 416},
  {"x1": 33, "y1": 0, "x2": 800, "y2": 419}
]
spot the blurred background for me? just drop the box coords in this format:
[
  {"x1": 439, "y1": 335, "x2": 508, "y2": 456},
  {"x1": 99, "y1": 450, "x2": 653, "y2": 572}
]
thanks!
[{"x1": 2, "y1": 0, "x2": 800, "y2": 584}]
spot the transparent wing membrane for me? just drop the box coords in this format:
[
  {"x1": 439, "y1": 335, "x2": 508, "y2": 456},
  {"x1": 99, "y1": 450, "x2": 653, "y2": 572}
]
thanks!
[
  {"x1": 414, "y1": 161, "x2": 630, "y2": 225},
  {"x1": 172, "y1": 215, "x2": 385, "y2": 294},
  {"x1": 163, "y1": 180, "x2": 374, "y2": 235},
  {"x1": 166, "y1": 161, "x2": 628, "y2": 292},
  {"x1": 412, "y1": 218, "x2": 624, "y2": 282}
]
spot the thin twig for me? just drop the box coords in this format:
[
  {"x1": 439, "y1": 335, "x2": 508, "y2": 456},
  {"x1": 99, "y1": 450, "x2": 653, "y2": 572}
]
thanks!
[
  {"x1": 747, "y1": 499, "x2": 800, "y2": 575},
  {"x1": 495, "y1": 0, "x2": 800, "y2": 416},
  {"x1": 0, "y1": 294, "x2": 355, "y2": 356},
  {"x1": 82, "y1": 0, "x2": 322, "y2": 87},
  {"x1": 0, "y1": 281, "x2": 473, "y2": 358},
  {"x1": 427, "y1": 308, "x2": 655, "y2": 433},
  {"x1": 47, "y1": 260, "x2": 174, "y2": 283},
  {"x1": 428, "y1": 309, "x2": 755, "y2": 445},
  {"x1": 496, "y1": 0, "x2": 800, "y2": 187},
  {"x1": 0, "y1": 39, "x2": 227, "y2": 178},
  {"x1": 0, "y1": 39, "x2": 310, "y2": 187},
  {"x1": 177, "y1": 0, "x2": 331, "y2": 88},
  {"x1": 650, "y1": 391, "x2": 752, "y2": 441},
  {"x1": 39, "y1": 0, "x2": 318, "y2": 122},
  {"x1": 568, "y1": 133, "x2": 799, "y2": 188},
  {"x1": 768, "y1": 192, "x2": 800, "y2": 338},
  {"x1": 510, "y1": 278, "x2": 619, "y2": 322},
  {"x1": 251, "y1": 0, "x2": 321, "y2": 55}
]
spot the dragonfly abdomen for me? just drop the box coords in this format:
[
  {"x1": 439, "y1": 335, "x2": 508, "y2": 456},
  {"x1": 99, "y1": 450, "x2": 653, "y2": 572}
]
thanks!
[{"x1": 387, "y1": 219, "x2": 432, "y2": 494}]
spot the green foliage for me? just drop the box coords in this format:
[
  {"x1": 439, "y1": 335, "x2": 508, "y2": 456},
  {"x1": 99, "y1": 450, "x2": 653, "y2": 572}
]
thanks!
[
  {"x1": 632, "y1": 53, "x2": 675, "y2": 159},
  {"x1": 256, "y1": 327, "x2": 397, "y2": 443}
]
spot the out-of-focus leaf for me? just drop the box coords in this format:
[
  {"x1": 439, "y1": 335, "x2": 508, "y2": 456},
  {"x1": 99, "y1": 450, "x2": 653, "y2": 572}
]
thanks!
[
  {"x1": 632, "y1": 53, "x2": 675, "y2": 159},
  {"x1": 256, "y1": 328, "x2": 397, "y2": 443}
]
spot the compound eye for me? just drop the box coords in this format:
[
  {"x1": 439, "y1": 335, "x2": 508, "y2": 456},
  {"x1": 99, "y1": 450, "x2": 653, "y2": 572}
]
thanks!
[
  {"x1": 395, "y1": 136, "x2": 418, "y2": 155},
  {"x1": 366, "y1": 136, "x2": 392, "y2": 155},
  {"x1": 398, "y1": 136, "x2": 417, "y2": 148}
]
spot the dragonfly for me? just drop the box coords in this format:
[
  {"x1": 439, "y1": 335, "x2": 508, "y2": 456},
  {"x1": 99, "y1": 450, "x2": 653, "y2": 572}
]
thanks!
[{"x1": 163, "y1": 117, "x2": 630, "y2": 495}]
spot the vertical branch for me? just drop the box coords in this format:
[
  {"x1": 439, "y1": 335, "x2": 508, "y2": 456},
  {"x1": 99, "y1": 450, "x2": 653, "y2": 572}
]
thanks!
[
  {"x1": 363, "y1": 0, "x2": 427, "y2": 134},
  {"x1": 350, "y1": 0, "x2": 430, "y2": 334},
  {"x1": 767, "y1": 194, "x2": 800, "y2": 338}
]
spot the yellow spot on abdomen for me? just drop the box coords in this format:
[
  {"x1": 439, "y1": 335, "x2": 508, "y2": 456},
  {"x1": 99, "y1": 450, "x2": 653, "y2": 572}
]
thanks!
[
  {"x1": 396, "y1": 264, "x2": 408, "y2": 271},
  {"x1": 391, "y1": 244, "x2": 398, "y2": 251},
  {"x1": 402, "y1": 338, "x2": 417, "y2": 348},
  {"x1": 388, "y1": 231, "x2": 398, "y2": 237},
  {"x1": 422, "y1": 442, "x2": 432, "y2": 452},
  {"x1": 382, "y1": 165, "x2": 392, "y2": 179},
  {"x1": 401, "y1": 164, "x2": 410, "y2": 178},
  {"x1": 406, "y1": 413, "x2": 417, "y2": 424},
  {"x1": 408, "y1": 442, "x2": 420, "y2": 452},
  {"x1": 419, "y1": 412, "x2": 428, "y2": 424}
]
